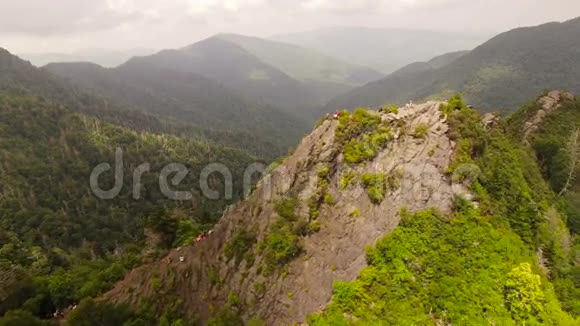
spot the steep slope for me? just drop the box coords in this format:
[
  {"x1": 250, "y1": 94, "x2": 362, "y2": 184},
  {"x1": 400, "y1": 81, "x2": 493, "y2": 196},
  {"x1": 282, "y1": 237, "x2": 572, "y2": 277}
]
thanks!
[
  {"x1": 217, "y1": 33, "x2": 383, "y2": 86},
  {"x1": 273, "y1": 27, "x2": 486, "y2": 74},
  {"x1": 508, "y1": 91, "x2": 580, "y2": 233},
  {"x1": 102, "y1": 102, "x2": 472, "y2": 324},
  {"x1": 327, "y1": 17, "x2": 580, "y2": 113},
  {"x1": 95, "y1": 95, "x2": 579, "y2": 325}
]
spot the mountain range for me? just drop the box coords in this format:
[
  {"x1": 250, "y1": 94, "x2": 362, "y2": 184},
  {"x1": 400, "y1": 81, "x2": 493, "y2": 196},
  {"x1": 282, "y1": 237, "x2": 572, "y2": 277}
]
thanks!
[
  {"x1": 327, "y1": 17, "x2": 580, "y2": 112},
  {"x1": 1, "y1": 15, "x2": 580, "y2": 326}
]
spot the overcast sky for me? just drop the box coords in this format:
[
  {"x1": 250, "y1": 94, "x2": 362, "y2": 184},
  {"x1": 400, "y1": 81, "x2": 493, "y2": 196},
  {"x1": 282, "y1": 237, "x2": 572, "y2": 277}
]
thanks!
[{"x1": 2, "y1": 0, "x2": 580, "y2": 54}]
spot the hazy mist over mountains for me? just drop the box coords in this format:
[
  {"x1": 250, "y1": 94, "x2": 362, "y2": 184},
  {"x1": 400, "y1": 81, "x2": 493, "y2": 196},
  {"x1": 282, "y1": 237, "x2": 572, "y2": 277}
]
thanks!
[
  {"x1": 272, "y1": 27, "x2": 489, "y2": 74},
  {"x1": 19, "y1": 48, "x2": 156, "y2": 68}
]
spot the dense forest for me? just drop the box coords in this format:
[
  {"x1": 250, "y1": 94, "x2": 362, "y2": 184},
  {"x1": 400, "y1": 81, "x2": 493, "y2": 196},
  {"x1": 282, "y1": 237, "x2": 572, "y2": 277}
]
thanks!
[
  {"x1": 0, "y1": 90, "x2": 259, "y2": 324},
  {"x1": 0, "y1": 47, "x2": 298, "y2": 161}
]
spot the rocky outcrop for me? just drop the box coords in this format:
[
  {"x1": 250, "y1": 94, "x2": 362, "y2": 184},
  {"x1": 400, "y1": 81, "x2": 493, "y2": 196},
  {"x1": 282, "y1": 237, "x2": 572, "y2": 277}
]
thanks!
[
  {"x1": 103, "y1": 101, "x2": 470, "y2": 325},
  {"x1": 523, "y1": 91, "x2": 575, "y2": 142}
]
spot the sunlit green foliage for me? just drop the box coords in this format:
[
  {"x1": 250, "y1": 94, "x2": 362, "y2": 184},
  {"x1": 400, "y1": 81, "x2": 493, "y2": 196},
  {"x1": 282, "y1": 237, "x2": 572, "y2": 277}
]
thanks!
[
  {"x1": 309, "y1": 208, "x2": 574, "y2": 325},
  {"x1": 360, "y1": 173, "x2": 387, "y2": 204},
  {"x1": 260, "y1": 219, "x2": 302, "y2": 270},
  {"x1": 339, "y1": 170, "x2": 355, "y2": 189},
  {"x1": 335, "y1": 108, "x2": 393, "y2": 164},
  {"x1": 309, "y1": 95, "x2": 579, "y2": 324},
  {"x1": 413, "y1": 123, "x2": 429, "y2": 139},
  {"x1": 259, "y1": 197, "x2": 303, "y2": 272},
  {"x1": 381, "y1": 104, "x2": 399, "y2": 114}
]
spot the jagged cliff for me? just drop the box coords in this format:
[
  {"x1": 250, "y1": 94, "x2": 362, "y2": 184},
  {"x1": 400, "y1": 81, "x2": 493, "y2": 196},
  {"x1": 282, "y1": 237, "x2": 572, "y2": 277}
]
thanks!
[{"x1": 102, "y1": 101, "x2": 473, "y2": 324}]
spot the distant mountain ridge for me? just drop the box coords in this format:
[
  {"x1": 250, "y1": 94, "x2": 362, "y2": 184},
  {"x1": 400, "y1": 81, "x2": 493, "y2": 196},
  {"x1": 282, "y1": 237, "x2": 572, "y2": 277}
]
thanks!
[
  {"x1": 18, "y1": 48, "x2": 156, "y2": 68},
  {"x1": 273, "y1": 27, "x2": 488, "y2": 74},
  {"x1": 216, "y1": 33, "x2": 383, "y2": 86},
  {"x1": 119, "y1": 35, "x2": 378, "y2": 113},
  {"x1": 326, "y1": 17, "x2": 580, "y2": 113},
  {"x1": 0, "y1": 47, "x2": 295, "y2": 159}
]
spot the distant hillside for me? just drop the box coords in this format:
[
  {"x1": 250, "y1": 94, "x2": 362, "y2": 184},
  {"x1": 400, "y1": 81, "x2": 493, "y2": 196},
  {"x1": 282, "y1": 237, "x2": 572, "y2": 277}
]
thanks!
[
  {"x1": 217, "y1": 34, "x2": 383, "y2": 86},
  {"x1": 118, "y1": 37, "x2": 322, "y2": 112},
  {"x1": 45, "y1": 60, "x2": 308, "y2": 152},
  {"x1": 273, "y1": 27, "x2": 486, "y2": 74},
  {"x1": 18, "y1": 48, "x2": 156, "y2": 68},
  {"x1": 326, "y1": 17, "x2": 580, "y2": 113},
  {"x1": 0, "y1": 48, "x2": 291, "y2": 159},
  {"x1": 389, "y1": 50, "x2": 469, "y2": 77}
]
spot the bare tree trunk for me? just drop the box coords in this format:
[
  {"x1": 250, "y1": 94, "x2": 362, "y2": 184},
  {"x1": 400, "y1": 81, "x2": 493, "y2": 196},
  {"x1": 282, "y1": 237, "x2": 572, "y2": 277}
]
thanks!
[{"x1": 559, "y1": 129, "x2": 580, "y2": 196}]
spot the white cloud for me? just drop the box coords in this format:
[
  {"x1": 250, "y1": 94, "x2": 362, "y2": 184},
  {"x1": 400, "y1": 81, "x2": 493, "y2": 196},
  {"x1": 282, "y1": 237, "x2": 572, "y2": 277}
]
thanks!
[{"x1": 1, "y1": 0, "x2": 580, "y2": 53}]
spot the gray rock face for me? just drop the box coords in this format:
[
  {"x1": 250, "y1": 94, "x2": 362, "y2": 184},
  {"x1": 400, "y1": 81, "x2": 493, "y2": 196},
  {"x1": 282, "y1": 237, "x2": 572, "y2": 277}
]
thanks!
[{"x1": 103, "y1": 101, "x2": 469, "y2": 325}]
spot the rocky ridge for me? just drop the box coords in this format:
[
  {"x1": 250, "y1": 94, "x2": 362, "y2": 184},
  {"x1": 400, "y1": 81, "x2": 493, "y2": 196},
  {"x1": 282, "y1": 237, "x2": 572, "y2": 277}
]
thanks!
[{"x1": 103, "y1": 101, "x2": 472, "y2": 324}]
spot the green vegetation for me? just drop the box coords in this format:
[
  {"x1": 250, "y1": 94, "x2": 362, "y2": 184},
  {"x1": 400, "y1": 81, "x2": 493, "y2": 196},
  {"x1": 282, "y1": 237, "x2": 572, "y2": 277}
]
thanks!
[
  {"x1": 508, "y1": 95, "x2": 580, "y2": 233},
  {"x1": 323, "y1": 194, "x2": 335, "y2": 206},
  {"x1": 413, "y1": 123, "x2": 429, "y2": 139},
  {"x1": 224, "y1": 230, "x2": 257, "y2": 266},
  {"x1": 309, "y1": 165, "x2": 334, "y2": 220},
  {"x1": 309, "y1": 94, "x2": 580, "y2": 324},
  {"x1": 274, "y1": 197, "x2": 299, "y2": 221},
  {"x1": 339, "y1": 170, "x2": 355, "y2": 189},
  {"x1": 309, "y1": 209, "x2": 575, "y2": 325},
  {"x1": 381, "y1": 104, "x2": 399, "y2": 114},
  {"x1": 360, "y1": 173, "x2": 387, "y2": 204},
  {"x1": 335, "y1": 108, "x2": 393, "y2": 164},
  {"x1": 309, "y1": 222, "x2": 321, "y2": 233},
  {"x1": 0, "y1": 91, "x2": 258, "y2": 323},
  {"x1": 260, "y1": 220, "x2": 302, "y2": 272},
  {"x1": 259, "y1": 197, "x2": 303, "y2": 272},
  {"x1": 505, "y1": 263, "x2": 547, "y2": 323}
]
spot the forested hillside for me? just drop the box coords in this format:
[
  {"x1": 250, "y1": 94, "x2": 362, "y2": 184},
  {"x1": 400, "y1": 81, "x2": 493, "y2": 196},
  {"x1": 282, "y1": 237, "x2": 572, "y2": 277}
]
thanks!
[
  {"x1": 0, "y1": 91, "x2": 257, "y2": 323},
  {"x1": 44, "y1": 60, "x2": 308, "y2": 154},
  {"x1": 327, "y1": 17, "x2": 580, "y2": 113},
  {"x1": 117, "y1": 37, "x2": 321, "y2": 113},
  {"x1": 508, "y1": 92, "x2": 580, "y2": 234},
  {"x1": 1, "y1": 47, "x2": 294, "y2": 160}
]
